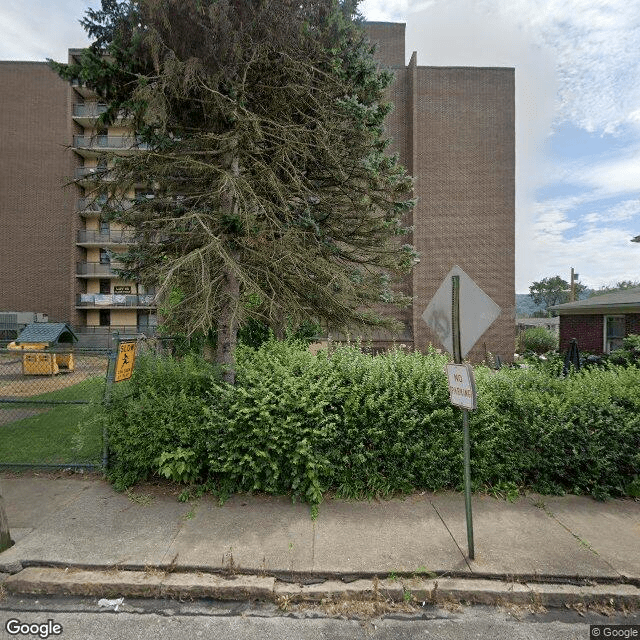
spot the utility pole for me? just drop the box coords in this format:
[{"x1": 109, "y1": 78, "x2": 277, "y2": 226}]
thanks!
[{"x1": 569, "y1": 267, "x2": 579, "y2": 302}]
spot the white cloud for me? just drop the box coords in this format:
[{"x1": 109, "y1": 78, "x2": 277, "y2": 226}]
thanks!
[
  {"x1": 548, "y1": 151, "x2": 640, "y2": 198},
  {"x1": 519, "y1": 193, "x2": 640, "y2": 290},
  {"x1": 533, "y1": 209, "x2": 577, "y2": 237},
  {"x1": 526, "y1": 223, "x2": 640, "y2": 290},
  {"x1": 360, "y1": 0, "x2": 415, "y2": 21},
  {"x1": 473, "y1": 0, "x2": 640, "y2": 134},
  {"x1": 580, "y1": 155, "x2": 640, "y2": 196},
  {"x1": 0, "y1": 0, "x2": 93, "y2": 61}
]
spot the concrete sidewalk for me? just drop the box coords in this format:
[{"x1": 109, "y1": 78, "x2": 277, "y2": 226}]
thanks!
[{"x1": 1, "y1": 474, "x2": 639, "y2": 606}]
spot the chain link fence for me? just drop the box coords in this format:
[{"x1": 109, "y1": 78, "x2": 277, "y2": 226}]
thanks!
[{"x1": 0, "y1": 347, "x2": 111, "y2": 470}]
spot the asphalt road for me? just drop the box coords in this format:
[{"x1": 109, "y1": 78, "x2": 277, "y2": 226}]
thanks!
[{"x1": 1, "y1": 594, "x2": 638, "y2": 640}]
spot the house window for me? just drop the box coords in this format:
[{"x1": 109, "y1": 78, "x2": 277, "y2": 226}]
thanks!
[{"x1": 604, "y1": 316, "x2": 625, "y2": 353}]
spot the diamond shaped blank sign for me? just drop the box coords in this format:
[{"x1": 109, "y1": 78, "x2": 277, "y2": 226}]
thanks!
[{"x1": 421, "y1": 265, "x2": 501, "y2": 358}]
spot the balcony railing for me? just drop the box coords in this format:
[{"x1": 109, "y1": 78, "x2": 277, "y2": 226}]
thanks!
[
  {"x1": 76, "y1": 262, "x2": 124, "y2": 276},
  {"x1": 76, "y1": 294, "x2": 156, "y2": 307},
  {"x1": 74, "y1": 325, "x2": 158, "y2": 335},
  {"x1": 73, "y1": 103, "x2": 108, "y2": 118},
  {"x1": 74, "y1": 166, "x2": 114, "y2": 181},
  {"x1": 70, "y1": 79, "x2": 98, "y2": 97},
  {"x1": 73, "y1": 135, "x2": 150, "y2": 151},
  {"x1": 76, "y1": 198, "x2": 134, "y2": 212},
  {"x1": 76, "y1": 230, "x2": 137, "y2": 244}
]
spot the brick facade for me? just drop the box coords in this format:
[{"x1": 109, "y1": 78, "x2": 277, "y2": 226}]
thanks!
[
  {"x1": 365, "y1": 25, "x2": 516, "y2": 362},
  {"x1": 0, "y1": 62, "x2": 78, "y2": 325},
  {"x1": 559, "y1": 313, "x2": 640, "y2": 354},
  {"x1": 559, "y1": 315, "x2": 604, "y2": 354},
  {"x1": 626, "y1": 313, "x2": 640, "y2": 338}
]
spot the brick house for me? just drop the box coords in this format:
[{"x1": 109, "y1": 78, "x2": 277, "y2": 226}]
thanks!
[{"x1": 549, "y1": 287, "x2": 640, "y2": 354}]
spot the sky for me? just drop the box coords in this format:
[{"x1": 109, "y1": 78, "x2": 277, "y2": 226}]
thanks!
[{"x1": 1, "y1": 0, "x2": 639, "y2": 293}]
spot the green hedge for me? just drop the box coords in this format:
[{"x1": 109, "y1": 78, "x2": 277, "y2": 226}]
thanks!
[{"x1": 103, "y1": 341, "x2": 640, "y2": 502}]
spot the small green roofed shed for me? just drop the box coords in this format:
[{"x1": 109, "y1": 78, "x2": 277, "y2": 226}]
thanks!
[{"x1": 15, "y1": 323, "x2": 78, "y2": 346}]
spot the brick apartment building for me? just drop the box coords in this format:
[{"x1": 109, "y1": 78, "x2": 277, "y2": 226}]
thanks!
[{"x1": 0, "y1": 22, "x2": 515, "y2": 360}]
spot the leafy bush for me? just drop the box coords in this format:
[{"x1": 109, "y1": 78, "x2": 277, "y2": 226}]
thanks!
[
  {"x1": 103, "y1": 340, "x2": 640, "y2": 503},
  {"x1": 518, "y1": 327, "x2": 558, "y2": 354},
  {"x1": 104, "y1": 353, "x2": 221, "y2": 490},
  {"x1": 608, "y1": 334, "x2": 640, "y2": 366}
]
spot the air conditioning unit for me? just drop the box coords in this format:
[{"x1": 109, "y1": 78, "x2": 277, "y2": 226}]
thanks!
[{"x1": 0, "y1": 312, "x2": 49, "y2": 327}]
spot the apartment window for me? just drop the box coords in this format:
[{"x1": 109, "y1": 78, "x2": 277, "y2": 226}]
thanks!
[
  {"x1": 99, "y1": 249, "x2": 111, "y2": 264},
  {"x1": 137, "y1": 311, "x2": 157, "y2": 327},
  {"x1": 99, "y1": 310, "x2": 110, "y2": 326},
  {"x1": 96, "y1": 128, "x2": 108, "y2": 147},
  {"x1": 99, "y1": 219, "x2": 110, "y2": 234},
  {"x1": 604, "y1": 316, "x2": 625, "y2": 353},
  {"x1": 99, "y1": 279, "x2": 110, "y2": 294}
]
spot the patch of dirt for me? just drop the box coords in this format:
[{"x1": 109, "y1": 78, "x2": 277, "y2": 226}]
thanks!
[
  {"x1": 0, "y1": 408, "x2": 51, "y2": 427},
  {"x1": 0, "y1": 355, "x2": 107, "y2": 397}
]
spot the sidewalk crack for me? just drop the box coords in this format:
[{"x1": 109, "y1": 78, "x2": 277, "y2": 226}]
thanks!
[
  {"x1": 429, "y1": 500, "x2": 472, "y2": 572},
  {"x1": 529, "y1": 497, "x2": 624, "y2": 579}
]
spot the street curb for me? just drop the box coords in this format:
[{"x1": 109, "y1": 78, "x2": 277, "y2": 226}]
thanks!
[{"x1": 4, "y1": 567, "x2": 640, "y2": 609}]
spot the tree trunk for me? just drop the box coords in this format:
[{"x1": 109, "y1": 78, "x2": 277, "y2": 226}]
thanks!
[
  {"x1": 216, "y1": 150, "x2": 240, "y2": 385},
  {"x1": 273, "y1": 311, "x2": 286, "y2": 341},
  {"x1": 0, "y1": 492, "x2": 14, "y2": 553},
  {"x1": 216, "y1": 265, "x2": 240, "y2": 385}
]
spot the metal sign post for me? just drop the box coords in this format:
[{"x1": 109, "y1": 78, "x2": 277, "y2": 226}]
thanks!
[
  {"x1": 422, "y1": 265, "x2": 501, "y2": 563},
  {"x1": 451, "y1": 275, "x2": 475, "y2": 560}
]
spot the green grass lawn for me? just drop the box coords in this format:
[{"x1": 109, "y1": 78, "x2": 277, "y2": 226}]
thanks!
[{"x1": 0, "y1": 377, "x2": 106, "y2": 465}]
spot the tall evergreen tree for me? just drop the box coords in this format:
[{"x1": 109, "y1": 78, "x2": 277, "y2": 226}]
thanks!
[{"x1": 52, "y1": 0, "x2": 416, "y2": 383}]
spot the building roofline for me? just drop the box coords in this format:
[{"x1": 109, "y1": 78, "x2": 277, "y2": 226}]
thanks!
[
  {"x1": 553, "y1": 304, "x2": 640, "y2": 315},
  {"x1": 0, "y1": 60, "x2": 50, "y2": 65},
  {"x1": 415, "y1": 65, "x2": 515, "y2": 71},
  {"x1": 550, "y1": 287, "x2": 640, "y2": 314},
  {"x1": 363, "y1": 21, "x2": 405, "y2": 26}
]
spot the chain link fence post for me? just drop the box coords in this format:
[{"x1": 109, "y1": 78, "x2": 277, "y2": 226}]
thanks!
[{"x1": 102, "y1": 332, "x2": 120, "y2": 471}]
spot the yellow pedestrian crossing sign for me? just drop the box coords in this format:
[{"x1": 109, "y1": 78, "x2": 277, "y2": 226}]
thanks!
[{"x1": 115, "y1": 341, "x2": 136, "y2": 382}]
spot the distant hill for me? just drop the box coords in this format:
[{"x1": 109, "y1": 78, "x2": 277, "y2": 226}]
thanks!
[
  {"x1": 516, "y1": 294, "x2": 545, "y2": 318},
  {"x1": 516, "y1": 290, "x2": 593, "y2": 318}
]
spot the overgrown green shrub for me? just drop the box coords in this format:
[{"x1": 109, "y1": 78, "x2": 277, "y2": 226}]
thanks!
[
  {"x1": 608, "y1": 334, "x2": 640, "y2": 366},
  {"x1": 102, "y1": 340, "x2": 640, "y2": 503},
  {"x1": 104, "y1": 353, "x2": 221, "y2": 490},
  {"x1": 518, "y1": 326, "x2": 558, "y2": 354}
]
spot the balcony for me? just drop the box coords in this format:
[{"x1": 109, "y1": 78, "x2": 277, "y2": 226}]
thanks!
[
  {"x1": 76, "y1": 230, "x2": 136, "y2": 246},
  {"x1": 76, "y1": 294, "x2": 156, "y2": 308},
  {"x1": 76, "y1": 261, "x2": 124, "y2": 278},
  {"x1": 76, "y1": 198, "x2": 134, "y2": 215},
  {"x1": 72, "y1": 103, "x2": 130, "y2": 127},
  {"x1": 72, "y1": 102, "x2": 108, "y2": 126},
  {"x1": 74, "y1": 166, "x2": 114, "y2": 185},
  {"x1": 71, "y1": 78, "x2": 98, "y2": 99},
  {"x1": 73, "y1": 135, "x2": 150, "y2": 158},
  {"x1": 75, "y1": 325, "x2": 157, "y2": 335}
]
